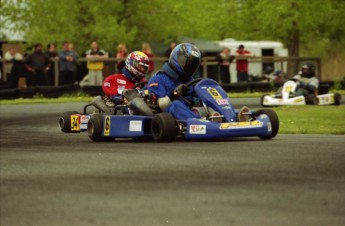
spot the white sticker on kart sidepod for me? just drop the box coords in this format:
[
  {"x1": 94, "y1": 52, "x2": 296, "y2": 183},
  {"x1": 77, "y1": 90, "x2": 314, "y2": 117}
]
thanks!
[
  {"x1": 129, "y1": 120, "x2": 142, "y2": 132},
  {"x1": 189, "y1": 125, "x2": 206, "y2": 134}
]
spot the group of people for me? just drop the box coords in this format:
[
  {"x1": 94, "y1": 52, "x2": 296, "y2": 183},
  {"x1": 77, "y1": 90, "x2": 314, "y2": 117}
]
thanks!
[
  {"x1": 3, "y1": 42, "x2": 78, "y2": 88},
  {"x1": 2, "y1": 41, "x2": 156, "y2": 88},
  {"x1": 216, "y1": 44, "x2": 255, "y2": 84}
]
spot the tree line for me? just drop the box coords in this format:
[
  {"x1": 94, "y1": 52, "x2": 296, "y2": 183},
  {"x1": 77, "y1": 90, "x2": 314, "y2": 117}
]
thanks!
[{"x1": 1, "y1": 0, "x2": 345, "y2": 58}]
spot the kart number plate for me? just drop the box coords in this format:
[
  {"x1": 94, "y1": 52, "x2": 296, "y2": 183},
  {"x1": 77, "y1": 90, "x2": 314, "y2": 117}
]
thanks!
[
  {"x1": 71, "y1": 115, "x2": 80, "y2": 131},
  {"x1": 284, "y1": 85, "x2": 293, "y2": 93},
  {"x1": 207, "y1": 88, "x2": 222, "y2": 99},
  {"x1": 104, "y1": 116, "x2": 111, "y2": 136}
]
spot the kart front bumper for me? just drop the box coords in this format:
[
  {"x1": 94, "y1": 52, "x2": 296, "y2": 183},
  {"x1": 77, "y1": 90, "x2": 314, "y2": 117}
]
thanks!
[{"x1": 184, "y1": 114, "x2": 272, "y2": 140}]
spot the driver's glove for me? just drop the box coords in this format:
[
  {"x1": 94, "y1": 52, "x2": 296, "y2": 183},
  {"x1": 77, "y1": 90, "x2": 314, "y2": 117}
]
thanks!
[{"x1": 174, "y1": 84, "x2": 189, "y2": 96}]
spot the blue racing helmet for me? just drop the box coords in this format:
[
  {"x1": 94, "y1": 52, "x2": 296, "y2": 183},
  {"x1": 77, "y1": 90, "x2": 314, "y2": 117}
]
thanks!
[{"x1": 168, "y1": 43, "x2": 201, "y2": 81}]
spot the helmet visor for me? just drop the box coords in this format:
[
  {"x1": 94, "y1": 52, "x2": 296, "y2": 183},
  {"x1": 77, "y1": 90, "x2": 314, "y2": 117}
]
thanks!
[{"x1": 184, "y1": 56, "x2": 201, "y2": 75}]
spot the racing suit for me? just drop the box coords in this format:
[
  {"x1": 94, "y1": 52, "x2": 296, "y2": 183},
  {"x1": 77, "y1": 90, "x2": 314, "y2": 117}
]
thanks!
[
  {"x1": 293, "y1": 74, "x2": 319, "y2": 97},
  {"x1": 148, "y1": 63, "x2": 200, "y2": 120},
  {"x1": 102, "y1": 68, "x2": 146, "y2": 105}
]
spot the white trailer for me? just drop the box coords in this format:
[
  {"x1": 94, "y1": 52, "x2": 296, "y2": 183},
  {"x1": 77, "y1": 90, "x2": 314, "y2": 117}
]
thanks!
[{"x1": 216, "y1": 39, "x2": 288, "y2": 83}]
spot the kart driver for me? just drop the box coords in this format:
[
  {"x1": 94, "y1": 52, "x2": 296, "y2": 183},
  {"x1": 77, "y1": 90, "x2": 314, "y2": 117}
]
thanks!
[
  {"x1": 293, "y1": 62, "x2": 319, "y2": 97},
  {"x1": 102, "y1": 51, "x2": 150, "y2": 106},
  {"x1": 148, "y1": 43, "x2": 249, "y2": 121},
  {"x1": 148, "y1": 43, "x2": 201, "y2": 120}
]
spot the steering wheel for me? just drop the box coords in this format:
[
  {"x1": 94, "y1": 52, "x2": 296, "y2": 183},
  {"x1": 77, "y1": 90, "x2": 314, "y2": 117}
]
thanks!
[
  {"x1": 186, "y1": 78, "x2": 202, "y2": 88},
  {"x1": 173, "y1": 78, "x2": 203, "y2": 107},
  {"x1": 133, "y1": 81, "x2": 148, "y2": 90}
]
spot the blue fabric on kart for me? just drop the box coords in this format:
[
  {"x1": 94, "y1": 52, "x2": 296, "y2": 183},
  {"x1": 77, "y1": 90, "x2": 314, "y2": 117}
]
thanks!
[
  {"x1": 148, "y1": 63, "x2": 199, "y2": 120},
  {"x1": 166, "y1": 99, "x2": 200, "y2": 121}
]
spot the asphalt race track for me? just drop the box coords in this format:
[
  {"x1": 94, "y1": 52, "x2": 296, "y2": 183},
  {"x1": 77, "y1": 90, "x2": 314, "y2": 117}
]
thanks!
[{"x1": 0, "y1": 101, "x2": 345, "y2": 226}]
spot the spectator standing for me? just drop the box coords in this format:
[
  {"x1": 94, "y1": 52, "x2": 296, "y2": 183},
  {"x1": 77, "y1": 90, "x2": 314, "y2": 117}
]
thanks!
[
  {"x1": 4, "y1": 47, "x2": 25, "y2": 88},
  {"x1": 59, "y1": 41, "x2": 78, "y2": 85},
  {"x1": 115, "y1": 43, "x2": 128, "y2": 72},
  {"x1": 142, "y1": 42, "x2": 155, "y2": 80},
  {"x1": 216, "y1": 48, "x2": 235, "y2": 84},
  {"x1": 236, "y1": 44, "x2": 254, "y2": 82},
  {"x1": 85, "y1": 40, "x2": 108, "y2": 86},
  {"x1": 24, "y1": 43, "x2": 51, "y2": 86},
  {"x1": 164, "y1": 41, "x2": 177, "y2": 60},
  {"x1": 45, "y1": 43, "x2": 58, "y2": 85}
]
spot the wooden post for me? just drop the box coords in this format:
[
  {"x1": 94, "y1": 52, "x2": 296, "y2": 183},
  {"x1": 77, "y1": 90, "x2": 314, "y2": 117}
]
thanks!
[{"x1": 54, "y1": 59, "x2": 59, "y2": 86}]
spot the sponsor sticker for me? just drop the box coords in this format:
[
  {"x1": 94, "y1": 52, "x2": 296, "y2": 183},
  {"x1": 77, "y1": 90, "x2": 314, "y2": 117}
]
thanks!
[
  {"x1": 216, "y1": 99, "x2": 229, "y2": 105},
  {"x1": 189, "y1": 125, "x2": 206, "y2": 134},
  {"x1": 129, "y1": 120, "x2": 142, "y2": 132},
  {"x1": 80, "y1": 124, "x2": 87, "y2": 130},
  {"x1": 80, "y1": 115, "x2": 91, "y2": 123},
  {"x1": 70, "y1": 115, "x2": 80, "y2": 131},
  {"x1": 220, "y1": 120, "x2": 263, "y2": 129},
  {"x1": 318, "y1": 95, "x2": 335, "y2": 105},
  {"x1": 294, "y1": 97, "x2": 304, "y2": 103},
  {"x1": 104, "y1": 116, "x2": 111, "y2": 136},
  {"x1": 117, "y1": 85, "x2": 125, "y2": 94},
  {"x1": 117, "y1": 79, "x2": 126, "y2": 85},
  {"x1": 103, "y1": 82, "x2": 111, "y2": 87}
]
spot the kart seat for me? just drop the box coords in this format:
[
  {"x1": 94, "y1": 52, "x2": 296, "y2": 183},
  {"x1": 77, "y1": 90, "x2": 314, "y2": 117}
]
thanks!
[{"x1": 317, "y1": 84, "x2": 330, "y2": 95}]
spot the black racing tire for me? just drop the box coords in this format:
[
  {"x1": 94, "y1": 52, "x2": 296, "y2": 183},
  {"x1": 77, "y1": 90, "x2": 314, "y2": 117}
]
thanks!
[
  {"x1": 87, "y1": 114, "x2": 114, "y2": 142},
  {"x1": 305, "y1": 95, "x2": 318, "y2": 105},
  {"x1": 38, "y1": 86, "x2": 62, "y2": 98},
  {"x1": 334, "y1": 93, "x2": 341, "y2": 105},
  {"x1": 0, "y1": 88, "x2": 18, "y2": 100},
  {"x1": 59, "y1": 111, "x2": 79, "y2": 133},
  {"x1": 260, "y1": 94, "x2": 270, "y2": 107},
  {"x1": 151, "y1": 113, "x2": 177, "y2": 142},
  {"x1": 255, "y1": 109, "x2": 279, "y2": 140}
]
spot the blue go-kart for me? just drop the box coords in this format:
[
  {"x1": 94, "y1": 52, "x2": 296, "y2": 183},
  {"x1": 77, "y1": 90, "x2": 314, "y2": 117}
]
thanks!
[{"x1": 83, "y1": 78, "x2": 279, "y2": 142}]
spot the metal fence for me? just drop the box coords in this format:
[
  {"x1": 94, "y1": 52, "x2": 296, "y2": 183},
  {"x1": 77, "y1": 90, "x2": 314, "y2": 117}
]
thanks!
[{"x1": 0, "y1": 56, "x2": 321, "y2": 87}]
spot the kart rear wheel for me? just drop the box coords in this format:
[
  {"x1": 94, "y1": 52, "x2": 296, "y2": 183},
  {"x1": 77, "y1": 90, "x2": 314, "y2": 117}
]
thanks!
[
  {"x1": 260, "y1": 94, "x2": 270, "y2": 107},
  {"x1": 151, "y1": 113, "x2": 177, "y2": 142},
  {"x1": 306, "y1": 95, "x2": 318, "y2": 105},
  {"x1": 334, "y1": 93, "x2": 341, "y2": 105},
  {"x1": 87, "y1": 114, "x2": 114, "y2": 142},
  {"x1": 255, "y1": 109, "x2": 279, "y2": 140},
  {"x1": 59, "y1": 111, "x2": 79, "y2": 133}
]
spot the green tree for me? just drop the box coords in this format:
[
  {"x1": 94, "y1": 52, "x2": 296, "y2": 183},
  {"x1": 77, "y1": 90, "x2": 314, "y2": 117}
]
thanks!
[
  {"x1": 1, "y1": 0, "x2": 137, "y2": 54},
  {"x1": 1, "y1": 0, "x2": 344, "y2": 58}
]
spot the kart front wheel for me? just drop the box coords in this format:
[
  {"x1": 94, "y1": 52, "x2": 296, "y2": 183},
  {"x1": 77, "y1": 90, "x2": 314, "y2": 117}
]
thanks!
[
  {"x1": 151, "y1": 113, "x2": 177, "y2": 142},
  {"x1": 255, "y1": 109, "x2": 279, "y2": 140},
  {"x1": 87, "y1": 114, "x2": 114, "y2": 142},
  {"x1": 59, "y1": 111, "x2": 79, "y2": 133}
]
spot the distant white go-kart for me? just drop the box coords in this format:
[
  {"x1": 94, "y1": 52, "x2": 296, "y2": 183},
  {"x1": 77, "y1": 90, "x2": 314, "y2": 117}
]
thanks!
[{"x1": 261, "y1": 80, "x2": 341, "y2": 107}]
